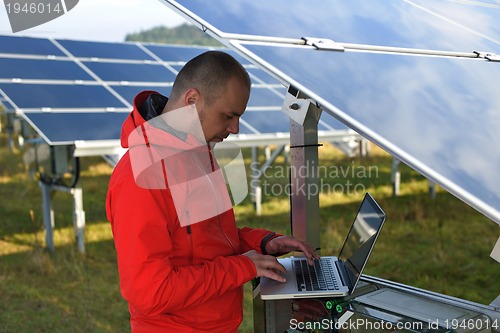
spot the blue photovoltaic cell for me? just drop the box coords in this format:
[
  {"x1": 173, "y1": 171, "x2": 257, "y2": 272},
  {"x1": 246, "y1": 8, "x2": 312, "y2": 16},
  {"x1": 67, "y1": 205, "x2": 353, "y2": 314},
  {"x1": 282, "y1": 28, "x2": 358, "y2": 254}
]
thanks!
[
  {"x1": 247, "y1": 67, "x2": 282, "y2": 85},
  {"x1": 224, "y1": 49, "x2": 252, "y2": 65},
  {"x1": 241, "y1": 110, "x2": 291, "y2": 133},
  {"x1": 247, "y1": 87, "x2": 285, "y2": 107},
  {"x1": 57, "y1": 39, "x2": 155, "y2": 60},
  {"x1": 168, "y1": 65, "x2": 183, "y2": 74},
  {"x1": 236, "y1": 124, "x2": 255, "y2": 135},
  {"x1": 0, "y1": 35, "x2": 65, "y2": 56},
  {"x1": 0, "y1": 84, "x2": 127, "y2": 109},
  {"x1": 319, "y1": 115, "x2": 351, "y2": 131},
  {"x1": 163, "y1": 0, "x2": 499, "y2": 53},
  {"x1": 0, "y1": 99, "x2": 14, "y2": 111},
  {"x1": 234, "y1": 42, "x2": 500, "y2": 222},
  {"x1": 24, "y1": 112, "x2": 128, "y2": 144},
  {"x1": 0, "y1": 35, "x2": 356, "y2": 151},
  {"x1": 111, "y1": 86, "x2": 173, "y2": 105},
  {"x1": 0, "y1": 58, "x2": 93, "y2": 81},
  {"x1": 144, "y1": 44, "x2": 217, "y2": 62},
  {"x1": 408, "y1": 0, "x2": 500, "y2": 52},
  {"x1": 83, "y1": 62, "x2": 176, "y2": 82}
]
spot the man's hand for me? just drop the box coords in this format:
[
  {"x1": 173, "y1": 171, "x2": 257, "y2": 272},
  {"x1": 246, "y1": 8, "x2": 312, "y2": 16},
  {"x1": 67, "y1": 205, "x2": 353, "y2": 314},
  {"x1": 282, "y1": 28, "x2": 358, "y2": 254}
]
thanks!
[
  {"x1": 243, "y1": 250, "x2": 287, "y2": 282},
  {"x1": 265, "y1": 236, "x2": 320, "y2": 266}
]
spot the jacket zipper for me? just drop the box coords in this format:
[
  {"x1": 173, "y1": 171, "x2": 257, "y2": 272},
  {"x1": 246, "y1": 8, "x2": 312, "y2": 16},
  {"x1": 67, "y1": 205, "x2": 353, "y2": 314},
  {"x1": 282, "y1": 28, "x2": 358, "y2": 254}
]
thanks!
[
  {"x1": 206, "y1": 144, "x2": 237, "y2": 254},
  {"x1": 186, "y1": 211, "x2": 194, "y2": 265}
]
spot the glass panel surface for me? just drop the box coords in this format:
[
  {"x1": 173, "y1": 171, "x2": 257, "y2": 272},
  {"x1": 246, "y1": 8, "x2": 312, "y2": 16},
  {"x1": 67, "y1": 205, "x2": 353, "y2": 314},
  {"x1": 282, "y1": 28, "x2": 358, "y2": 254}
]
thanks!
[
  {"x1": 164, "y1": 0, "x2": 499, "y2": 52},
  {"x1": 319, "y1": 114, "x2": 351, "y2": 131},
  {"x1": 83, "y1": 62, "x2": 176, "y2": 82},
  {"x1": 241, "y1": 110, "x2": 291, "y2": 133},
  {"x1": 145, "y1": 44, "x2": 214, "y2": 62},
  {"x1": 0, "y1": 35, "x2": 65, "y2": 56},
  {"x1": 248, "y1": 87, "x2": 285, "y2": 107},
  {"x1": 0, "y1": 84, "x2": 127, "y2": 109},
  {"x1": 23, "y1": 112, "x2": 128, "y2": 143},
  {"x1": 247, "y1": 67, "x2": 282, "y2": 85},
  {"x1": 0, "y1": 58, "x2": 93, "y2": 80},
  {"x1": 0, "y1": 99, "x2": 14, "y2": 111},
  {"x1": 409, "y1": 0, "x2": 500, "y2": 52},
  {"x1": 57, "y1": 39, "x2": 154, "y2": 60},
  {"x1": 235, "y1": 42, "x2": 500, "y2": 222}
]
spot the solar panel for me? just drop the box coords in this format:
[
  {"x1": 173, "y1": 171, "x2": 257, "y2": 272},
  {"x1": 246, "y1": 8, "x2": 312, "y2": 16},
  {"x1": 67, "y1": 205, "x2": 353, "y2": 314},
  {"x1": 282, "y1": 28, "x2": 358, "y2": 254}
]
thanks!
[
  {"x1": 161, "y1": 0, "x2": 500, "y2": 52},
  {"x1": 240, "y1": 110, "x2": 291, "y2": 133},
  {"x1": 0, "y1": 35, "x2": 65, "y2": 56},
  {"x1": 247, "y1": 87, "x2": 285, "y2": 107},
  {"x1": 0, "y1": 58, "x2": 93, "y2": 80},
  {"x1": 160, "y1": 0, "x2": 500, "y2": 224},
  {"x1": 82, "y1": 62, "x2": 177, "y2": 82},
  {"x1": 57, "y1": 39, "x2": 155, "y2": 60},
  {"x1": 111, "y1": 86, "x2": 173, "y2": 104},
  {"x1": 144, "y1": 44, "x2": 216, "y2": 62},
  {"x1": 23, "y1": 112, "x2": 128, "y2": 144},
  {"x1": 0, "y1": 84, "x2": 127, "y2": 110},
  {"x1": 408, "y1": 0, "x2": 500, "y2": 49},
  {"x1": 1, "y1": 35, "x2": 356, "y2": 146}
]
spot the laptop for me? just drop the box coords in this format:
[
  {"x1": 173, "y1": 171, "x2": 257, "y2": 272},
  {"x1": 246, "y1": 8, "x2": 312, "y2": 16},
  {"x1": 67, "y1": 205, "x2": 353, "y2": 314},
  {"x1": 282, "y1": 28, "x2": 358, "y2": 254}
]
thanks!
[{"x1": 260, "y1": 192, "x2": 386, "y2": 300}]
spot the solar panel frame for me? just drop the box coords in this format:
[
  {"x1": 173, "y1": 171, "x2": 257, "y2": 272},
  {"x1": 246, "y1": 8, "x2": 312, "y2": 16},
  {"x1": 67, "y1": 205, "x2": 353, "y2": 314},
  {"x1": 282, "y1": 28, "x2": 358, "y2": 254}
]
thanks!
[
  {"x1": 0, "y1": 34, "x2": 359, "y2": 163},
  {"x1": 56, "y1": 39, "x2": 156, "y2": 60},
  {"x1": 157, "y1": 0, "x2": 500, "y2": 225},
  {"x1": 0, "y1": 58, "x2": 95, "y2": 81},
  {"x1": 22, "y1": 112, "x2": 129, "y2": 145},
  {"x1": 229, "y1": 39, "x2": 500, "y2": 224},
  {"x1": 158, "y1": 0, "x2": 500, "y2": 53},
  {"x1": 0, "y1": 35, "x2": 66, "y2": 56}
]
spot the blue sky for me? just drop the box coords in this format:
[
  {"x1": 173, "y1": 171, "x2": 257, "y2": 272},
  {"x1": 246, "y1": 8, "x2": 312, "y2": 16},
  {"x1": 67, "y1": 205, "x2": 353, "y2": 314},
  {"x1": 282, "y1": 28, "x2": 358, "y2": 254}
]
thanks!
[{"x1": 0, "y1": 0, "x2": 189, "y2": 42}]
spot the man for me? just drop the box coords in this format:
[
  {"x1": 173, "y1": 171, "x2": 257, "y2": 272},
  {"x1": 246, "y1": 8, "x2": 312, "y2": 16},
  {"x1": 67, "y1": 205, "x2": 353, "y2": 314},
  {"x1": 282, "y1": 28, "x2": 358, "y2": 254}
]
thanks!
[{"x1": 106, "y1": 51, "x2": 318, "y2": 332}]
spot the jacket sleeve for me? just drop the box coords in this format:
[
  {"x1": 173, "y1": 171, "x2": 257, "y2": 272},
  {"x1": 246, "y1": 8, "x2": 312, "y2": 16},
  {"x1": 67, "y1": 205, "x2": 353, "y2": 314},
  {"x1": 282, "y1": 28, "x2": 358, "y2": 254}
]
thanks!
[
  {"x1": 106, "y1": 176, "x2": 257, "y2": 317},
  {"x1": 238, "y1": 227, "x2": 282, "y2": 254}
]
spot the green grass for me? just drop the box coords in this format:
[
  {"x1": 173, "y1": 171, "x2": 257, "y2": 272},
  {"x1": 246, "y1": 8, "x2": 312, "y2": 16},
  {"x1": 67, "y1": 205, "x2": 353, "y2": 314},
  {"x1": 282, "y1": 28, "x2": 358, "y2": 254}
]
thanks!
[{"x1": 1, "y1": 134, "x2": 499, "y2": 333}]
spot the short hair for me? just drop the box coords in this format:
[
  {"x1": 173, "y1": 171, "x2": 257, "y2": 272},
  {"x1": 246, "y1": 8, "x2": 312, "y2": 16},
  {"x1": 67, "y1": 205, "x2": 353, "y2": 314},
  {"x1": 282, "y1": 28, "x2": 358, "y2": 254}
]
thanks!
[{"x1": 169, "y1": 51, "x2": 251, "y2": 105}]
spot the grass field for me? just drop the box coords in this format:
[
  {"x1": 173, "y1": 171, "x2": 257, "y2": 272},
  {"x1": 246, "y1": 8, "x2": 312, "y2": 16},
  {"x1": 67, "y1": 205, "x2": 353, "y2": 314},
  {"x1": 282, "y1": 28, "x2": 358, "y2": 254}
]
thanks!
[{"x1": 0, "y1": 132, "x2": 499, "y2": 333}]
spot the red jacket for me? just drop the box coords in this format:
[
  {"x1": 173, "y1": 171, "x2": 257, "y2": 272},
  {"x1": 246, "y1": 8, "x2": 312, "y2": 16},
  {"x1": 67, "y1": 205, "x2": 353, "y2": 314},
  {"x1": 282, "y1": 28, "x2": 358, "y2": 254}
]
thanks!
[{"x1": 106, "y1": 91, "x2": 277, "y2": 332}]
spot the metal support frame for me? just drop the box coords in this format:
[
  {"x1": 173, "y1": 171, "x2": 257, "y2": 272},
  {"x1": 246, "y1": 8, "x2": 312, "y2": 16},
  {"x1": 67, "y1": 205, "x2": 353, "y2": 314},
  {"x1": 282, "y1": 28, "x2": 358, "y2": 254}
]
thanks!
[
  {"x1": 392, "y1": 158, "x2": 436, "y2": 198},
  {"x1": 4, "y1": 112, "x2": 16, "y2": 150},
  {"x1": 250, "y1": 145, "x2": 287, "y2": 216},
  {"x1": 36, "y1": 144, "x2": 85, "y2": 253},
  {"x1": 39, "y1": 181, "x2": 85, "y2": 253},
  {"x1": 286, "y1": 87, "x2": 322, "y2": 247}
]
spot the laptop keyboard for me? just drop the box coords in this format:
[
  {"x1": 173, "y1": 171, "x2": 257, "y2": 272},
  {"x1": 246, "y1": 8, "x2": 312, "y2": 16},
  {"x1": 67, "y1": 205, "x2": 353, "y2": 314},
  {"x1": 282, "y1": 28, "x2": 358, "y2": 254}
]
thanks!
[{"x1": 293, "y1": 258, "x2": 339, "y2": 291}]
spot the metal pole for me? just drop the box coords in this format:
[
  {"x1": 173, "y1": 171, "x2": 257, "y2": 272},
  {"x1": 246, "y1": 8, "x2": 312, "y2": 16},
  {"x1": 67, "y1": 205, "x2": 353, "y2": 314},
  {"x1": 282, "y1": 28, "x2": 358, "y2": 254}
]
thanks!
[
  {"x1": 39, "y1": 180, "x2": 55, "y2": 252},
  {"x1": 391, "y1": 158, "x2": 401, "y2": 197},
  {"x1": 72, "y1": 187, "x2": 85, "y2": 254},
  {"x1": 287, "y1": 89, "x2": 322, "y2": 248}
]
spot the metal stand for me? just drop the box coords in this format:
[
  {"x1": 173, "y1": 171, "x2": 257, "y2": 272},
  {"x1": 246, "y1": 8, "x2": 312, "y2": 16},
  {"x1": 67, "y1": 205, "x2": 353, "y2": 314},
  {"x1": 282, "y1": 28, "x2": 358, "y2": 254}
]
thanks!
[
  {"x1": 286, "y1": 87, "x2": 322, "y2": 247},
  {"x1": 39, "y1": 181, "x2": 85, "y2": 254},
  {"x1": 250, "y1": 145, "x2": 287, "y2": 216},
  {"x1": 392, "y1": 158, "x2": 437, "y2": 198},
  {"x1": 253, "y1": 87, "x2": 500, "y2": 333}
]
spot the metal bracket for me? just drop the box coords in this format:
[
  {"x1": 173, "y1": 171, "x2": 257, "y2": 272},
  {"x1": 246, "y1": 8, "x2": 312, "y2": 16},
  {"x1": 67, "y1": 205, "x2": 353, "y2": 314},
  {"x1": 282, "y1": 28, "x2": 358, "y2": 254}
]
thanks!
[
  {"x1": 281, "y1": 92, "x2": 312, "y2": 126},
  {"x1": 491, "y1": 235, "x2": 500, "y2": 263},
  {"x1": 302, "y1": 37, "x2": 345, "y2": 52},
  {"x1": 473, "y1": 51, "x2": 500, "y2": 62}
]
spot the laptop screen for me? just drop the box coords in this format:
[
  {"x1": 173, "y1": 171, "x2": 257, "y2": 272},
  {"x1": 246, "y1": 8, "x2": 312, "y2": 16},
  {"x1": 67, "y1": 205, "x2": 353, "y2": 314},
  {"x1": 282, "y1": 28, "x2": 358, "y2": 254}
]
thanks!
[{"x1": 338, "y1": 193, "x2": 386, "y2": 292}]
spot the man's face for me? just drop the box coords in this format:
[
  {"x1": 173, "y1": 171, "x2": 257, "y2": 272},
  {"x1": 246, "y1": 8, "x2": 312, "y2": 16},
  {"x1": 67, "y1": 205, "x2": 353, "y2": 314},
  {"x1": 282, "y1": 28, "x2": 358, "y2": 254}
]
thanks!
[{"x1": 197, "y1": 78, "x2": 250, "y2": 143}]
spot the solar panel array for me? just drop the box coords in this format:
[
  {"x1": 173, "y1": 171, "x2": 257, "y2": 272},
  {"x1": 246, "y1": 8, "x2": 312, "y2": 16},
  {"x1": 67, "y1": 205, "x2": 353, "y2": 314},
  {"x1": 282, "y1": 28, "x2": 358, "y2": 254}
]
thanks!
[
  {"x1": 0, "y1": 35, "x2": 354, "y2": 149},
  {"x1": 159, "y1": 0, "x2": 500, "y2": 225}
]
